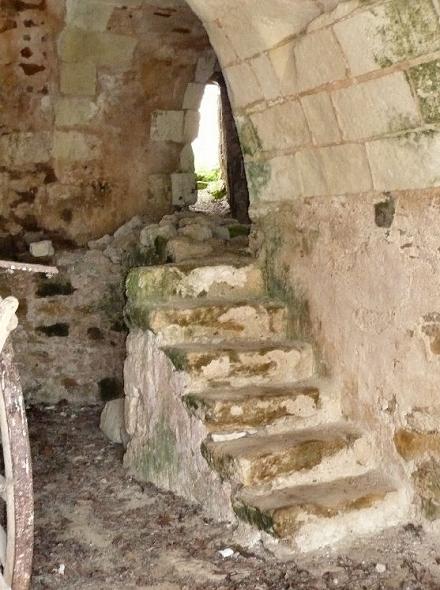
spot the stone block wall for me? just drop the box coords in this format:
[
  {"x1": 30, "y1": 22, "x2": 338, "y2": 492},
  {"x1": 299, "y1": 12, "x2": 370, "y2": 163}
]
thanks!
[
  {"x1": 0, "y1": 0, "x2": 214, "y2": 247},
  {"x1": 185, "y1": 0, "x2": 440, "y2": 520}
]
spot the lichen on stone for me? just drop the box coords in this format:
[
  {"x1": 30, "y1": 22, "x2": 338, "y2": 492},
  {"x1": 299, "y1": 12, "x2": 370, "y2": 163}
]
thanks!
[{"x1": 409, "y1": 59, "x2": 440, "y2": 124}]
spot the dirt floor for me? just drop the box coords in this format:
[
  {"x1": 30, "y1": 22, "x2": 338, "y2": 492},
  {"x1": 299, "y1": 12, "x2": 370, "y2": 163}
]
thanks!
[{"x1": 29, "y1": 404, "x2": 440, "y2": 590}]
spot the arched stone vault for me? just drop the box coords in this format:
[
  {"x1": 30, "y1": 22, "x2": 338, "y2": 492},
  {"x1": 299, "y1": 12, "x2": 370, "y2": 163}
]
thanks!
[{"x1": 185, "y1": 0, "x2": 440, "y2": 521}]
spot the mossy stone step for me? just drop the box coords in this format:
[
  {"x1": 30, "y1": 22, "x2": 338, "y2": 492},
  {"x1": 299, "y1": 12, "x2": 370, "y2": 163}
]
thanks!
[
  {"x1": 202, "y1": 426, "x2": 360, "y2": 486},
  {"x1": 183, "y1": 383, "x2": 320, "y2": 432},
  {"x1": 125, "y1": 261, "x2": 264, "y2": 307},
  {"x1": 161, "y1": 341, "x2": 314, "y2": 391},
  {"x1": 233, "y1": 472, "x2": 397, "y2": 544},
  {"x1": 133, "y1": 299, "x2": 288, "y2": 344}
]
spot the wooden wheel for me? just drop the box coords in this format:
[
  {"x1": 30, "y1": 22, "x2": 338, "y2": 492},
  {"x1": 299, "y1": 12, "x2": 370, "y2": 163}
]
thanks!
[{"x1": 0, "y1": 298, "x2": 33, "y2": 590}]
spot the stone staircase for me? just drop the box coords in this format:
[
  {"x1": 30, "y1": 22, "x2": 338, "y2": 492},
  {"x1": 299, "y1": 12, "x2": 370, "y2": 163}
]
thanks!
[{"x1": 123, "y1": 212, "x2": 409, "y2": 554}]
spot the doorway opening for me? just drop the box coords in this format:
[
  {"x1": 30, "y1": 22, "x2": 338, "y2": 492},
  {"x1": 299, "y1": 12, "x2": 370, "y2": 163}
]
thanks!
[{"x1": 191, "y1": 79, "x2": 250, "y2": 223}]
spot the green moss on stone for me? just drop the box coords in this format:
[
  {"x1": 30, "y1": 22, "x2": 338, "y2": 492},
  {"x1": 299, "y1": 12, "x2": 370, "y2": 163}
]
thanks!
[
  {"x1": 409, "y1": 59, "x2": 440, "y2": 124},
  {"x1": 262, "y1": 225, "x2": 312, "y2": 341},
  {"x1": 246, "y1": 161, "x2": 271, "y2": 202},
  {"x1": 414, "y1": 459, "x2": 440, "y2": 521},
  {"x1": 233, "y1": 501, "x2": 275, "y2": 535},
  {"x1": 135, "y1": 416, "x2": 178, "y2": 481},
  {"x1": 375, "y1": 0, "x2": 440, "y2": 67},
  {"x1": 237, "y1": 117, "x2": 262, "y2": 157},
  {"x1": 229, "y1": 224, "x2": 251, "y2": 238},
  {"x1": 165, "y1": 348, "x2": 188, "y2": 371}
]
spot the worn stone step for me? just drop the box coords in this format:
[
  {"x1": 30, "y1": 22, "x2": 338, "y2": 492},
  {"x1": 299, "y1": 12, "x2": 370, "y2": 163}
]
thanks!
[
  {"x1": 125, "y1": 261, "x2": 265, "y2": 310},
  {"x1": 162, "y1": 341, "x2": 314, "y2": 391},
  {"x1": 136, "y1": 299, "x2": 288, "y2": 344},
  {"x1": 183, "y1": 382, "x2": 321, "y2": 432},
  {"x1": 233, "y1": 472, "x2": 407, "y2": 552},
  {"x1": 201, "y1": 426, "x2": 361, "y2": 487}
]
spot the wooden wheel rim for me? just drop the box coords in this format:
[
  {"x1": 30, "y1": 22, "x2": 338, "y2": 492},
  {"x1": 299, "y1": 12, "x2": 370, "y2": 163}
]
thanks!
[{"x1": 0, "y1": 297, "x2": 33, "y2": 590}]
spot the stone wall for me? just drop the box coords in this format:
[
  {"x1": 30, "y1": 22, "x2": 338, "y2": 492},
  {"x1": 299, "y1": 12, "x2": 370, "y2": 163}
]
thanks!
[
  {"x1": 0, "y1": 0, "x2": 214, "y2": 247},
  {"x1": 184, "y1": 0, "x2": 440, "y2": 521}
]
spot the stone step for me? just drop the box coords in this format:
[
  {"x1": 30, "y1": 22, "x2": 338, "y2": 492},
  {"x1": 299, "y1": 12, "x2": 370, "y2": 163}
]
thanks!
[
  {"x1": 125, "y1": 261, "x2": 265, "y2": 308},
  {"x1": 137, "y1": 299, "x2": 288, "y2": 345},
  {"x1": 162, "y1": 341, "x2": 314, "y2": 391},
  {"x1": 201, "y1": 426, "x2": 361, "y2": 487},
  {"x1": 183, "y1": 382, "x2": 321, "y2": 432},
  {"x1": 233, "y1": 472, "x2": 406, "y2": 552}
]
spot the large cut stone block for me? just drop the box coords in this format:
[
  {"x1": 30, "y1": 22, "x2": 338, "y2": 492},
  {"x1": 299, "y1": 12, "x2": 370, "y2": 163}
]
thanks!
[
  {"x1": 334, "y1": 1, "x2": 440, "y2": 75},
  {"x1": 52, "y1": 131, "x2": 100, "y2": 161},
  {"x1": 366, "y1": 130, "x2": 440, "y2": 191},
  {"x1": 202, "y1": 426, "x2": 360, "y2": 487},
  {"x1": 171, "y1": 173, "x2": 197, "y2": 206},
  {"x1": 123, "y1": 330, "x2": 235, "y2": 521},
  {"x1": 301, "y1": 92, "x2": 341, "y2": 145},
  {"x1": 66, "y1": 0, "x2": 114, "y2": 31},
  {"x1": 162, "y1": 341, "x2": 314, "y2": 392},
  {"x1": 257, "y1": 155, "x2": 302, "y2": 203},
  {"x1": 133, "y1": 300, "x2": 288, "y2": 345},
  {"x1": 250, "y1": 101, "x2": 310, "y2": 152},
  {"x1": 182, "y1": 83, "x2": 205, "y2": 110},
  {"x1": 0, "y1": 132, "x2": 51, "y2": 166},
  {"x1": 296, "y1": 144, "x2": 372, "y2": 197},
  {"x1": 60, "y1": 61, "x2": 96, "y2": 96},
  {"x1": 295, "y1": 28, "x2": 347, "y2": 92},
  {"x1": 55, "y1": 97, "x2": 98, "y2": 126},
  {"x1": 224, "y1": 62, "x2": 263, "y2": 108},
  {"x1": 332, "y1": 72, "x2": 420, "y2": 140},
  {"x1": 126, "y1": 263, "x2": 265, "y2": 304},
  {"x1": 269, "y1": 40, "x2": 298, "y2": 96},
  {"x1": 59, "y1": 28, "x2": 137, "y2": 66},
  {"x1": 184, "y1": 111, "x2": 200, "y2": 142},
  {"x1": 251, "y1": 54, "x2": 282, "y2": 101},
  {"x1": 150, "y1": 111, "x2": 184, "y2": 143}
]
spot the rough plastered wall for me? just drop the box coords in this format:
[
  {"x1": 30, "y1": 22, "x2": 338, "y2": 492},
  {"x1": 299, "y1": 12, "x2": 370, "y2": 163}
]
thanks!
[
  {"x1": 0, "y1": 0, "x2": 213, "y2": 248},
  {"x1": 185, "y1": 0, "x2": 440, "y2": 521},
  {"x1": 0, "y1": 0, "x2": 217, "y2": 403}
]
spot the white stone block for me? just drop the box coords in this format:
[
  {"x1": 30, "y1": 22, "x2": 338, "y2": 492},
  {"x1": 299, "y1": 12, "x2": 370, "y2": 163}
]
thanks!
[
  {"x1": 295, "y1": 28, "x2": 347, "y2": 92},
  {"x1": 195, "y1": 51, "x2": 217, "y2": 83},
  {"x1": 100, "y1": 398, "x2": 125, "y2": 444},
  {"x1": 183, "y1": 83, "x2": 205, "y2": 110},
  {"x1": 0, "y1": 132, "x2": 52, "y2": 166},
  {"x1": 171, "y1": 173, "x2": 197, "y2": 206},
  {"x1": 259, "y1": 155, "x2": 303, "y2": 202},
  {"x1": 180, "y1": 144, "x2": 195, "y2": 172},
  {"x1": 268, "y1": 40, "x2": 298, "y2": 96},
  {"x1": 250, "y1": 100, "x2": 310, "y2": 152},
  {"x1": 30, "y1": 240, "x2": 55, "y2": 258},
  {"x1": 332, "y1": 72, "x2": 420, "y2": 140},
  {"x1": 150, "y1": 110, "x2": 184, "y2": 143},
  {"x1": 184, "y1": 111, "x2": 200, "y2": 142},
  {"x1": 224, "y1": 62, "x2": 263, "y2": 108},
  {"x1": 296, "y1": 143, "x2": 372, "y2": 196},
  {"x1": 66, "y1": 0, "x2": 114, "y2": 31},
  {"x1": 204, "y1": 22, "x2": 238, "y2": 67},
  {"x1": 52, "y1": 131, "x2": 99, "y2": 161},
  {"x1": 366, "y1": 131, "x2": 440, "y2": 191},
  {"x1": 55, "y1": 97, "x2": 98, "y2": 126},
  {"x1": 250, "y1": 53, "x2": 282, "y2": 101},
  {"x1": 301, "y1": 92, "x2": 341, "y2": 145},
  {"x1": 333, "y1": 5, "x2": 393, "y2": 76}
]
